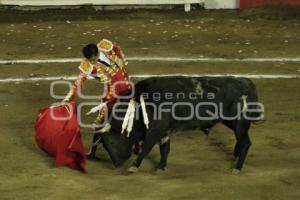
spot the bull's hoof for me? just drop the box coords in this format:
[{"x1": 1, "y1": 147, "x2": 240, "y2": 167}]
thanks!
[
  {"x1": 154, "y1": 168, "x2": 165, "y2": 174},
  {"x1": 231, "y1": 168, "x2": 241, "y2": 174},
  {"x1": 127, "y1": 166, "x2": 139, "y2": 173},
  {"x1": 203, "y1": 128, "x2": 211, "y2": 135}
]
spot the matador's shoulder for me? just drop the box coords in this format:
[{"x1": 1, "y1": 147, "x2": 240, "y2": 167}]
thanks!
[
  {"x1": 78, "y1": 59, "x2": 93, "y2": 74},
  {"x1": 97, "y1": 39, "x2": 113, "y2": 52}
]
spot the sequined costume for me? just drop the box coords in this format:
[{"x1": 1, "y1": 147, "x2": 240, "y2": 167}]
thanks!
[{"x1": 64, "y1": 39, "x2": 131, "y2": 124}]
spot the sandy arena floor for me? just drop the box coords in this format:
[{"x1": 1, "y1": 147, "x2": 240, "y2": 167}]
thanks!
[{"x1": 0, "y1": 8, "x2": 299, "y2": 200}]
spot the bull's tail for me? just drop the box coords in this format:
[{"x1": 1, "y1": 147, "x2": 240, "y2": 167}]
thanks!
[
  {"x1": 239, "y1": 94, "x2": 264, "y2": 123},
  {"x1": 237, "y1": 78, "x2": 264, "y2": 123},
  {"x1": 249, "y1": 102, "x2": 265, "y2": 124}
]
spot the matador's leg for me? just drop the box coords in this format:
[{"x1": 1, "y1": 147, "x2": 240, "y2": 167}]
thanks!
[{"x1": 86, "y1": 108, "x2": 110, "y2": 159}]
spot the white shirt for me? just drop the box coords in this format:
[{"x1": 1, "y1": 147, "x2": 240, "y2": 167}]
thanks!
[{"x1": 99, "y1": 51, "x2": 111, "y2": 66}]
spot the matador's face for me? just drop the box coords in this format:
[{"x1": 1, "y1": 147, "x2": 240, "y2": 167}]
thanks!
[{"x1": 89, "y1": 51, "x2": 100, "y2": 64}]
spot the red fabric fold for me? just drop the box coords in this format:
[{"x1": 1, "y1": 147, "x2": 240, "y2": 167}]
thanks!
[{"x1": 35, "y1": 101, "x2": 86, "y2": 172}]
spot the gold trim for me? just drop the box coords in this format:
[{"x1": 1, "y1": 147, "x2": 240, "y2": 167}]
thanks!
[
  {"x1": 78, "y1": 59, "x2": 93, "y2": 75},
  {"x1": 97, "y1": 39, "x2": 113, "y2": 52}
]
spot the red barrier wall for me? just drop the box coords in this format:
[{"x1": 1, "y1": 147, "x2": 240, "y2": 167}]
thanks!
[{"x1": 240, "y1": 0, "x2": 300, "y2": 9}]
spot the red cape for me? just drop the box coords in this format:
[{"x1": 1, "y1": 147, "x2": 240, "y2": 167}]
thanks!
[{"x1": 35, "y1": 102, "x2": 86, "y2": 172}]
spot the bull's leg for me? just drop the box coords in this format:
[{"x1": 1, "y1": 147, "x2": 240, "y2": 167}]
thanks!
[
  {"x1": 222, "y1": 120, "x2": 241, "y2": 159},
  {"x1": 86, "y1": 133, "x2": 101, "y2": 159},
  {"x1": 233, "y1": 143, "x2": 240, "y2": 159},
  {"x1": 234, "y1": 133, "x2": 251, "y2": 171},
  {"x1": 156, "y1": 140, "x2": 170, "y2": 171},
  {"x1": 233, "y1": 121, "x2": 251, "y2": 173},
  {"x1": 128, "y1": 138, "x2": 157, "y2": 173}
]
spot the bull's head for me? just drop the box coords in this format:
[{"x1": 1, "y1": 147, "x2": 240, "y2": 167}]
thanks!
[
  {"x1": 101, "y1": 130, "x2": 133, "y2": 167},
  {"x1": 100, "y1": 97, "x2": 145, "y2": 167}
]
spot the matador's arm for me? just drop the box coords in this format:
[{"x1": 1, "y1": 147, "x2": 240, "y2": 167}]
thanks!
[
  {"x1": 63, "y1": 59, "x2": 91, "y2": 102},
  {"x1": 63, "y1": 72, "x2": 87, "y2": 102}
]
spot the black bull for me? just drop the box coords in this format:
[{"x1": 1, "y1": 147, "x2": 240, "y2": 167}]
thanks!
[{"x1": 99, "y1": 76, "x2": 262, "y2": 173}]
